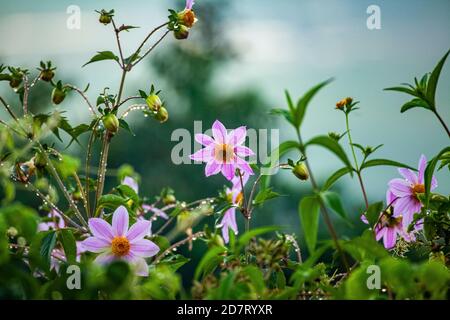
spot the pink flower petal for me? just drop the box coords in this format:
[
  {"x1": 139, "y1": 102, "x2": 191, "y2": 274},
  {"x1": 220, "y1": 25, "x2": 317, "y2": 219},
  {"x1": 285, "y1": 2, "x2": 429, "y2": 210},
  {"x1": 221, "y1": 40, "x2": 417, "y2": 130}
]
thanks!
[
  {"x1": 127, "y1": 220, "x2": 152, "y2": 243},
  {"x1": 212, "y1": 120, "x2": 227, "y2": 143},
  {"x1": 130, "y1": 239, "x2": 160, "y2": 257},
  {"x1": 219, "y1": 208, "x2": 238, "y2": 243},
  {"x1": 195, "y1": 133, "x2": 214, "y2": 146},
  {"x1": 383, "y1": 228, "x2": 396, "y2": 249},
  {"x1": 133, "y1": 257, "x2": 149, "y2": 277},
  {"x1": 235, "y1": 146, "x2": 255, "y2": 157},
  {"x1": 375, "y1": 225, "x2": 386, "y2": 241},
  {"x1": 81, "y1": 237, "x2": 111, "y2": 253},
  {"x1": 431, "y1": 176, "x2": 438, "y2": 190},
  {"x1": 236, "y1": 157, "x2": 254, "y2": 176},
  {"x1": 388, "y1": 178, "x2": 412, "y2": 197},
  {"x1": 185, "y1": 0, "x2": 195, "y2": 10},
  {"x1": 398, "y1": 168, "x2": 418, "y2": 185},
  {"x1": 205, "y1": 160, "x2": 222, "y2": 177},
  {"x1": 88, "y1": 218, "x2": 114, "y2": 241},
  {"x1": 189, "y1": 146, "x2": 214, "y2": 162},
  {"x1": 122, "y1": 176, "x2": 138, "y2": 194},
  {"x1": 112, "y1": 206, "x2": 129, "y2": 237},
  {"x1": 386, "y1": 189, "x2": 397, "y2": 206},
  {"x1": 221, "y1": 163, "x2": 235, "y2": 181},
  {"x1": 94, "y1": 252, "x2": 115, "y2": 265},
  {"x1": 227, "y1": 126, "x2": 247, "y2": 146},
  {"x1": 417, "y1": 154, "x2": 427, "y2": 184}
]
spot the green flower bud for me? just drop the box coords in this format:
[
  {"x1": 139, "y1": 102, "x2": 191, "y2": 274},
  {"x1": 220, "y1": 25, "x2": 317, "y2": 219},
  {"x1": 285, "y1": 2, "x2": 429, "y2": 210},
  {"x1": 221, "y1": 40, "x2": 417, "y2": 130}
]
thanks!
[
  {"x1": 174, "y1": 25, "x2": 190, "y2": 40},
  {"x1": 163, "y1": 194, "x2": 176, "y2": 205},
  {"x1": 292, "y1": 162, "x2": 309, "y2": 181},
  {"x1": 155, "y1": 106, "x2": 169, "y2": 123},
  {"x1": 146, "y1": 94, "x2": 162, "y2": 111},
  {"x1": 9, "y1": 77, "x2": 22, "y2": 89},
  {"x1": 103, "y1": 113, "x2": 120, "y2": 134},
  {"x1": 7, "y1": 227, "x2": 18, "y2": 238},
  {"x1": 51, "y1": 87, "x2": 66, "y2": 105}
]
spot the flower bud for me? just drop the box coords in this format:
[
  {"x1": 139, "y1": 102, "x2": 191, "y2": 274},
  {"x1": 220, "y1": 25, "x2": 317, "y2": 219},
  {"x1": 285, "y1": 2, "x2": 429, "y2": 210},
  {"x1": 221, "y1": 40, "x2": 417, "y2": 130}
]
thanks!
[
  {"x1": 103, "y1": 113, "x2": 120, "y2": 134},
  {"x1": 178, "y1": 9, "x2": 197, "y2": 28},
  {"x1": 51, "y1": 87, "x2": 66, "y2": 105},
  {"x1": 99, "y1": 13, "x2": 112, "y2": 24},
  {"x1": 344, "y1": 97, "x2": 353, "y2": 105},
  {"x1": 9, "y1": 77, "x2": 22, "y2": 89},
  {"x1": 335, "y1": 98, "x2": 346, "y2": 109},
  {"x1": 155, "y1": 106, "x2": 169, "y2": 123},
  {"x1": 7, "y1": 227, "x2": 18, "y2": 238},
  {"x1": 146, "y1": 94, "x2": 162, "y2": 111},
  {"x1": 174, "y1": 25, "x2": 190, "y2": 40},
  {"x1": 163, "y1": 194, "x2": 176, "y2": 205},
  {"x1": 40, "y1": 69, "x2": 55, "y2": 82},
  {"x1": 34, "y1": 152, "x2": 47, "y2": 169},
  {"x1": 292, "y1": 162, "x2": 309, "y2": 181}
]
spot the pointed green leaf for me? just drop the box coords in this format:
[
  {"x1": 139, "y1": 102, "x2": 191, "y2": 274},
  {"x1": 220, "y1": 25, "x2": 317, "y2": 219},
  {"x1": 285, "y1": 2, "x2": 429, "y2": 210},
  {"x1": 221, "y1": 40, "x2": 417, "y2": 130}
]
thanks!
[
  {"x1": 298, "y1": 195, "x2": 320, "y2": 254},
  {"x1": 360, "y1": 158, "x2": 416, "y2": 171},
  {"x1": 424, "y1": 146, "x2": 450, "y2": 207},
  {"x1": 82, "y1": 51, "x2": 119, "y2": 67},
  {"x1": 426, "y1": 49, "x2": 450, "y2": 108},
  {"x1": 400, "y1": 98, "x2": 432, "y2": 113},
  {"x1": 59, "y1": 229, "x2": 77, "y2": 264},
  {"x1": 322, "y1": 167, "x2": 353, "y2": 191},
  {"x1": 320, "y1": 191, "x2": 348, "y2": 220},
  {"x1": 305, "y1": 135, "x2": 353, "y2": 171}
]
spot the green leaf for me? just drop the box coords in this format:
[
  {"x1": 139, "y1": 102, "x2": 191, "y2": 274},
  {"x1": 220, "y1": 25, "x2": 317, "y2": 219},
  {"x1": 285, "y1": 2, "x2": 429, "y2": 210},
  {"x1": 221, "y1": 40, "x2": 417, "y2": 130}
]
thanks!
[
  {"x1": 320, "y1": 191, "x2": 347, "y2": 220},
  {"x1": 82, "y1": 51, "x2": 119, "y2": 67},
  {"x1": 400, "y1": 98, "x2": 432, "y2": 113},
  {"x1": 294, "y1": 78, "x2": 333, "y2": 128},
  {"x1": 54, "y1": 154, "x2": 80, "y2": 179},
  {"x1": 260, "y1": 140, "x2": 301, "y2": 189},
  {"x1": 424, "y1": 146, "x2": 450, "y2": 207},
  {"x1": 285, "y1": 90, "x2": 295, "y2": 114},
  {"x1": 360, "y1": 158, "x2": 416, "y2": 171},
  {"x1": 426, "y1": 49, "x2": 450, "y2": 108},
  {"x1": 236, "y1": 226, "x2": 280, "y2": 253},
  {"x1": 95, "y1": 194, "x2": 128, "y2": 216},
  {"x1": 194, "y1": 246, "x2": 226, "y2": 280},
  {"x1": 384, "y1": 85, "x2": 419, "y2": 97},
  {"x1": 40, "y1": 231, "x2": 57, "y2": 266},
  {"x1": 322, "y1": 167, "x2": 353, "y2": 191},
  {"x1": 59, "y1": 229, "x2": 77, "y2": 264},
  {"x1": 364, "y1": 201, "x2": 384, "y2": 226},
  {"x1": 298, "y1": 195, "x2": 320, "y2": 254},
  {"x1": 253, "y1": 188, "x2": 280, "y2": 206},
  {"x1": 119, "y1": 119, "x2": 135, "y2": 136},
  {"x1": 269, "y1": 108, "x2": 293, "y2": 125},
  {"x1": 305, "y1": 135, "x2": 353, "y2": 171},
  {"x1": 242, "y1": 265, "x2": 265, "y2": 294}
]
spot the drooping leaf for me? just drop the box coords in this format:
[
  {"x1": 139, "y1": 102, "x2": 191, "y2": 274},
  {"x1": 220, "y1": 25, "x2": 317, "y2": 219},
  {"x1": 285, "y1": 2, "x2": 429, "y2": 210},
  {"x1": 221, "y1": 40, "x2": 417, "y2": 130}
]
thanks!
[
  {"x1": 322, "y1": 167, "x2": 353, "y2": 191},
  {"x1": 298, "y1": 195, "x2": 320, "y2": 254},
  {"x1": 194, "y1": 246, "x2": 226, "y2": 280},
  {"x1": 360, "y1": 158, "x2": 416, "y2": 171},
  {"x1": 305, "y1": 135, "x2": 353, "y2": 171},
  {"x1": 82, "y1": 51, "x2": 119, "y2": 67},
  {"x1": 400, "y1": 98, "x2": 432, "y2": 113}
]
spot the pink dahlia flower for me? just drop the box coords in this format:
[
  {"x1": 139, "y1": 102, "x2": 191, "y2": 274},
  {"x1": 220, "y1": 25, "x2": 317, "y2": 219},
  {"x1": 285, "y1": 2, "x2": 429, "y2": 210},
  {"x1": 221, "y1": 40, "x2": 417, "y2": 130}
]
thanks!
[
  {"x1": 189, "y1": 120, "x2": 255, "y2": 181},
  {"x1": 81, "y1": 206, "x2": 159, "y2": 276},
  {"x1": 388, "y1": 154, "x2": 437, "y2": 228}
]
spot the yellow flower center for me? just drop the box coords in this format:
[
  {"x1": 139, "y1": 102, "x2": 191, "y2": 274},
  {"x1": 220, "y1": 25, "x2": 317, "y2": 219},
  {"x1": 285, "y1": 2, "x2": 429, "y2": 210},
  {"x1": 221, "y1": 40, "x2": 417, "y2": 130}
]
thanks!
[
  {"x1": 235, "y1": 192, "x2": 243, "y2": 206},
  {"x1": 182, "y1": 9, "x2": 196, "y2": 27},
  {"x1": 412, "y1": 184, "x2": 425, "y2": 198},
  {"x1": 214, "y1": 143, "x2": 234, "y2": 163},
  {"x1": 111, "y1": 236, "x2": 130, "y2": 257}
]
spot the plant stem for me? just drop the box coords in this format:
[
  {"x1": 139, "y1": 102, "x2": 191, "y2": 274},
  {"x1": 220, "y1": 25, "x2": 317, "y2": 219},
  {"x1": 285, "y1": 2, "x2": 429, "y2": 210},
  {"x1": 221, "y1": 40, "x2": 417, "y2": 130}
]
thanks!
[
  {"x1": 94, "y1": 133, "x2": 110, "y2": 215},
  {"x1": 153, "y1": 231, "x2": 205, "y2": 264},
  {"x1": 434, "y1": 110, "x2": 450, "y2": 138},
  {"x1": 65, "y1": 84, "x2": 96, "y2": 116},
  {"x1": 295, "y1": 128, "x2": 349, "y2": 271},
  {"x1": 73, "y1": 172, "x2": 89, "y2": 217},
  {"x1": 345, "y1": 113, "x2": 369, "y2": 209},
  {"x1": 84, "y1": 118, "x2": 100, "y2": 217}
]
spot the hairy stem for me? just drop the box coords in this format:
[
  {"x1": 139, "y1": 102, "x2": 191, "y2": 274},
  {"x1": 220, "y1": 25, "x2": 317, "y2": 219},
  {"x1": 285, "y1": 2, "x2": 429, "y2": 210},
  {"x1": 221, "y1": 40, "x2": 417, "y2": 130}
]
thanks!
[
  {"x1": 153, "y1": 231, "x2": 205, "y2": 264},
  {"x1": 94, "y1": 133, "x2": 110, "y2": 215},
  {"x1": 85, "y1": 118, "x2": 100, "y2": 216}
]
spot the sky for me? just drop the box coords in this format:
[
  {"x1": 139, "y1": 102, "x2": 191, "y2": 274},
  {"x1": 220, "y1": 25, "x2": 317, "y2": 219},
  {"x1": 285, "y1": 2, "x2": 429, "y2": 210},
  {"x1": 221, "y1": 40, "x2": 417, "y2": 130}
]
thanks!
[{"x1": 1, "y1": 0, "x2": 449, "y2": 203}]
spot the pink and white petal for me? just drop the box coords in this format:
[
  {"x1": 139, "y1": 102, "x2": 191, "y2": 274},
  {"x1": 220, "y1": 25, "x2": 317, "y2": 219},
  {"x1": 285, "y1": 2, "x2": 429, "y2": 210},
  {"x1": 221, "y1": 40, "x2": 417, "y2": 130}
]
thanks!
[
  {"x1": 112, "y1": 206, "x2": 129, "y2": 237},
  {"x1": 236, "y1": 157, "x2": 254, "y2": 176},
  {"x1": 392, "y1": 196, "x2": 414, "y2": 217},
  {"x1": 221, "y1": 163, "x2": 235, "y2": 181},
  {"x1": 383, "y1": 228, "x2": 397, "y2": 249},
  {"x1": 398, "y1": 168, "x2": 418, "y2": 185},
  {"x1": 122, "y1": 176, "x2": 139, "y2": 194},
  {"x1": 360, "y1": 214, "x2": 369, "y2": 225},
  {"x1": 375, "y1": 226, "x2": 386, "y2": 241},
  {"x1": 130, "y1": 239, "x2": 160, "y2": 257},
  {"x1": 189, "y1": 146, "x2": 214, "y2": 162},
  {"x1": 388, "y1": 179, "x2": 412, "y2": 197},
  {"x1": 127, "y1": 220, "x2": 152, "y2": 243},
  {"x1": 212, "y1": 120, "x2": 227, "y2": 143},
  {"x1": 88, "y1": 218, "x2": 114, "y2": 241},
  {"x1": 185, "y1": 0, "x2": 195, "y2": 10},
  {"x1": 133, "y1": 257, "x2": 149, "y2": 277},
  {"x1": 195, "y1": 133, "x2": 214, "y2": 146},
  {"x1": 81, "y1": 237, "x2": 110, "y2": 253},
  {"x1": 94, "y1": 251, "x2": 115, "y2": 265},
  {"x1": 205, "y1": 160, "x2": 222, "y2": 177},
  {"x1": 148, "y1": 206, "x2": 169, "y2": 220},
  {"x1": 226, "y1": 126, "x2": 247, "y2": 146},
  {"x1": 417, "y1": 154, "x2": 427, "y2": 184},
  {"x1": 235, "y1": 146, "x2": 255, "y2": 157},
  {"x1": 386, "y1": 189, "x2": 398, "y2": 206}
]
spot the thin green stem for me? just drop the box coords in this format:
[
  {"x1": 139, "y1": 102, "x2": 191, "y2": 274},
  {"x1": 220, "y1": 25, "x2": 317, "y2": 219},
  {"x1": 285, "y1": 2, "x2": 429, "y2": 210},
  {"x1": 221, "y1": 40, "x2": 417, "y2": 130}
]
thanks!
[
  {"x1": 84, "y1": 118, "x2": 100, "y2": 217},
  {"x1": 94, "y1": 133, "x2": 110, "y2": 215},
  {"x1": 295, "y1": 128, "x2": 349, "y2": 271},
  {"x1": 434, "y1": 109, "x2": 450, "y2": 138},
  {"x1": 345, "y1": 113, "x2": 369, "y2": 209}
]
